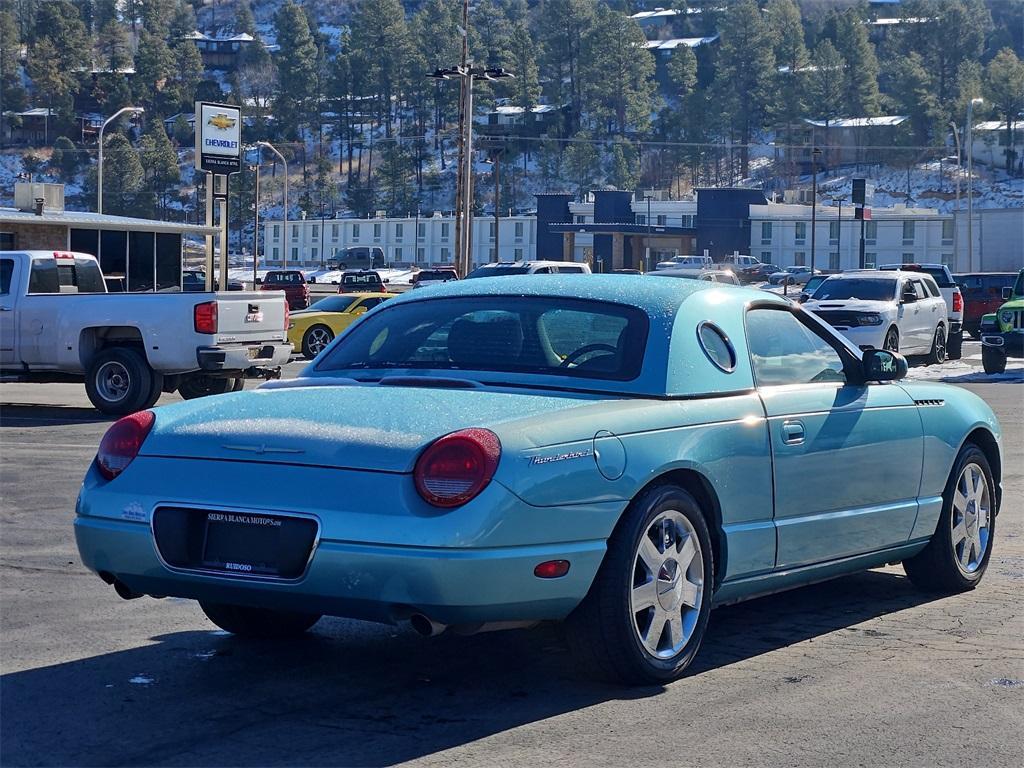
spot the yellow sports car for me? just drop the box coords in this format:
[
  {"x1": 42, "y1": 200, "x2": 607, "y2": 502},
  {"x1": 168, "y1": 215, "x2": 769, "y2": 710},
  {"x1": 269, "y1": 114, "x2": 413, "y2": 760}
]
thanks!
[{"x1": 288, "y1": 292, "x2": 396, "y2": 359}]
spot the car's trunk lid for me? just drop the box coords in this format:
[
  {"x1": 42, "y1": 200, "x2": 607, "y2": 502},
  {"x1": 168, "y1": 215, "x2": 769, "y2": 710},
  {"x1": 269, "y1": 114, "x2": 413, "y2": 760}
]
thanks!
[{"x1": 212, "y1": 292, "x2": 288, "y2": 344}]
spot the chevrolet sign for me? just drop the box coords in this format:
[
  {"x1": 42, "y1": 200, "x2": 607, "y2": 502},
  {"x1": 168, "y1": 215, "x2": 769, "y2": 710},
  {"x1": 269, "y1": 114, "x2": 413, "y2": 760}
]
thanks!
[{"x1": 195, "y1": 101, "x2": 241, "y2": 173}]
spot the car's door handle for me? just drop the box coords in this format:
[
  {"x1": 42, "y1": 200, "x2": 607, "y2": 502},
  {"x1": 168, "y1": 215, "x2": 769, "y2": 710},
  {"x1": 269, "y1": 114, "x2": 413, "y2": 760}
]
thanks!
[{"x1": 781, "y1": 420, "x2": 805, "y2": 445}]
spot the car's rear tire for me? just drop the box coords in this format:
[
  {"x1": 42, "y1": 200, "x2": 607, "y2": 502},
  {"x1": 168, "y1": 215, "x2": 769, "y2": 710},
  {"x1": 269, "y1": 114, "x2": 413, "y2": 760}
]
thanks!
[
  {"x1": 903, "y1": 444, "x2": 996, "y2": 593},
  {"x1": 947, "y1": 329, "x2": 963, "y2": 360},
  {"x1": 565, "y1": 485, "x2": 714, "y2": 685},
  {"x1": 85, "y1": 347, "x2": 157, "y2": 415},
  {"x1": 883, "y1": 327, "x2": 900, "y2": 353},
  {"x1": 982, "y1": 346, "x2": 1007, "y2": 374},
  {"x1": 301, "y1": 324, "x2": 335, "y2": 359},
  {"x1": 200, "y1": 602, "x2": 321, "y2": 638},
  {"x1": 178, "y1": 373, "x2": 235, "y2": 400},
  {"x1": 925, "y1": 325, "x2": 947, "y2": 365}
]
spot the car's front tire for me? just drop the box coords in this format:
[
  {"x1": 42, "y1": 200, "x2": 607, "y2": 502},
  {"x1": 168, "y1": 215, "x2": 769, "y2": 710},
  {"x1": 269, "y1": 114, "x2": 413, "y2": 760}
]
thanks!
[
  {"x1": 925, "y1": 324, "x2": 947, "y2": 365},
  {"x1": 565, "y1": 485, "x2": 714, "y2": 685},
  {"x1": 903, "y1": 444, "x2": 996, "y2": 592},
  {"x1": 982, "y1": 346, "x2": 1007, "y2": 374},
  {"x1": 301, "y1": 324, "x2": 335, "y2": 359},
  {"x1": 200, "y1": 602, "x2": 322, "y2": 638},
  {"x1": 883, "y1": 326, "x2": 900, "y2": 353}
]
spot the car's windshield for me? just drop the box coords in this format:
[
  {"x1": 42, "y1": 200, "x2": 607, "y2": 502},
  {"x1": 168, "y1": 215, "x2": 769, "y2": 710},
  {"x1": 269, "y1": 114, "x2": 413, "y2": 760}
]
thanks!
[
  {"x1": 316, "y1": 296, "x2": 649, "y2": 382},
  {"x1": 812, "y1": 278, "x2": 896, "y2": 302},
  {"x1": 305, "y1": 296, "x2": 358, "y2": 313},
  {"x1": 343, "y1": 273, "x2": 382, "y2": 285},
  {"x1": 464, "y1": 266, "x2": 531, "y2": 278}
]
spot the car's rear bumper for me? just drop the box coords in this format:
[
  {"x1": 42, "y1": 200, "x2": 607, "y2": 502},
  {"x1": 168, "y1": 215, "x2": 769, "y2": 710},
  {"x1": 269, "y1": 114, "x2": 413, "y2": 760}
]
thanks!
[
  {"x1": 197, "y1": 342, "x2": 292, "y2": 373},
  {"x1": 74, "y1": 515, "x2": 604, "y2": 625}
]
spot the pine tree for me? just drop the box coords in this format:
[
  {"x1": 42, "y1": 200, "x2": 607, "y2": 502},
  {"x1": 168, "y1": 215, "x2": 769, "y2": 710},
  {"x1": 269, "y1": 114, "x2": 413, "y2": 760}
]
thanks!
[
  {"x1": 984, "y1": 48, "x2": 1024, "y2": 172},
  {"x1": 168, "y1": 0, "x2": 197, "y2": 39},
  {"x1": 349, "y1": 0, "x2": 415, "y2": 139},
  {"x1": 606, "y1": 139, "x2": 639, "y2": 190},
  {"x1": 711, "y1": 0, "x2": 776, "y2": 177},
  {"x1": 273, "y1": 0, "x2": 318, "y2": 139},
  {"x1": 890, "y1": 53, "x2": 941, "y2": 146},
  {"x1": 99, "y1": 132, "x2": 145, "y2": 216},
  {"x1": 28, "y1": 0, "x2": 89, "y2": 127},
  {"x1": 139, "y1": 119, "x2": 180, "y2": 214},
  {"x1": 832, "y1": 9, "x2": 880, "y2": 117},
  {"x1": 235, "y1": 2, "x2": 257, "y2": 36},
  {"x1": 579, "y1": 6, "x2": 656, "y2": 137},
  {"x1": 507, "y1": 20, "x2": 540, "y2": 110},
  {"x1": 140, "y1": 0, "x2": 177, "y2": 38},
  {"x1": 538, "y1": 0, "x2": 598, "y2": 134},
  {"x1": 562, "y1": 131, "x2": 599, "y2": 198},
  {"x1": 134, "y1": 31, "x2": 174, "y2": 111},
  {"x1": 806, "y1": 41, "x2": 844, "y2": 127},
  {"x1": 50, "y1": 136, "x2": 80, "y2": 178},
  {"x1": 666, "y1": 45, "x2": 697, "y2": 99},
  {"x1": 166, "y1": 41, "x2": 204, "y2": 114},
  {"x1": 765, "y1": 0, "x2": 808, "y2": 128},
  {"x1": 97, "y1": 20, "x2": 132, "y2": 71},
  {"x1": 26, "y1": 39, "x2": 76, "y2": 132},
  {"x1": 0, "y1": 10, "x2": 28, "y2": 113}
]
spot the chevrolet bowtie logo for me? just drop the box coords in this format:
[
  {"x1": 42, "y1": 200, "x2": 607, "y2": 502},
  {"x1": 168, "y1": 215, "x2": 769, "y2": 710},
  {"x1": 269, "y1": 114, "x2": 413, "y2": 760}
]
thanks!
[
  {"x1": 208, "y1": 113, "x2": 237, "y2": 130},
  {"x1": 222, "y1": 444, "x2": 304, "y2": 455}
]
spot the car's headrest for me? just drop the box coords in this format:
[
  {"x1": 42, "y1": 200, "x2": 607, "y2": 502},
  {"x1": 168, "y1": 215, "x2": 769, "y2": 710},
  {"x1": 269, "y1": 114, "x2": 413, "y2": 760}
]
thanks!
[{"x1": 448, "y1": 313, "x2": 524, "y2": 368}]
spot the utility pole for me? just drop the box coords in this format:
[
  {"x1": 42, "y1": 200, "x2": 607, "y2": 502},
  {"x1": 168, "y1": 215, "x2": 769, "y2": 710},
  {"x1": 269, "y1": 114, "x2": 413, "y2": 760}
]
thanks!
[
  {"x1": 949, "y1": 121, "x2": 962, "y2": 269},
  {"x1": 252, "y1": 161, "x2": 260, "y2": 287},
  {"x1": 493, "y1": 149, "x2": 500, "y2": 262},
  {"x1": 810, "y1": 147, "x2": 821, "y2": 274},
  {"x1": 966, "y1": 98, "x2": 983, "y2": 272}
]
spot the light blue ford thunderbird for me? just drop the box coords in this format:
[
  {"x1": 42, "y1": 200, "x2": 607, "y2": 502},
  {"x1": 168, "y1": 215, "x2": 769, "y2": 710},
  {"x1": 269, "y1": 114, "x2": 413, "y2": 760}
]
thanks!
[{"x1": 75, "y1": 275, "x2": 1002, "y2": 684}]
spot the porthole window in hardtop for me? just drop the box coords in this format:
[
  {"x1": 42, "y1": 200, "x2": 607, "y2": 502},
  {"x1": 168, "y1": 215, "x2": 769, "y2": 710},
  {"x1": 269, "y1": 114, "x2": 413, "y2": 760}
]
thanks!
[{"x1": 697, "y1": 322, "x2": 736, "y2": 372}]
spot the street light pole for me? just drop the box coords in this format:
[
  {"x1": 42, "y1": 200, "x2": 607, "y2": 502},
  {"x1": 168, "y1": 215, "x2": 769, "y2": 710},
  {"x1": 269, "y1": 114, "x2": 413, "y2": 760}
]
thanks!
[
  {"x1": 949, "y1": 121, "x2": 962, "y2": 268},
  {"x1": 251, "y1": 162, "x2": 260, "y2": 287},
  {"x1": 810, "y1": 147, "x2": 821, "y2": 274},
  {"x1": 966, "y1": 98, "x2": 982, "y2": 272},
  {"x1": 97, "y1": 106, "x2": 144, "y2": 214},
  {"x1": 646, "y1": 193, "x2": 653, "y2": 271},
  {"x1": 258, "y1": 141, "x2": 288, "y2": 267}
]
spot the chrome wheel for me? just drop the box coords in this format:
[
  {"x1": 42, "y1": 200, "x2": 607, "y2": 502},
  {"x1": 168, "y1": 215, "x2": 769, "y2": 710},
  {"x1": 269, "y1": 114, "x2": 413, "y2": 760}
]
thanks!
[
  {"x1": 305, "y1": 326, "x2": 333, "y2": 356},
  {"x1": 631, "y1": 510, "x2": 704, "y2": 659},
  {"x1": 95, "y1": 361, "x2": 131, "y2": 403},
  {"x1": 951, "y1": 462, "x2": 991, "y2": 574}
]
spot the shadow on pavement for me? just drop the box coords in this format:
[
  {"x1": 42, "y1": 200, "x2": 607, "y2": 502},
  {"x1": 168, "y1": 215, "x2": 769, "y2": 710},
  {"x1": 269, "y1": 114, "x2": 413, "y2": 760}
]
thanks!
[
  {"x1": 0, "y1": 403, "x2": 113, "y2": 427},
  {"x1": 0, "y1": 569, "x2": 943, "y2": 767}
]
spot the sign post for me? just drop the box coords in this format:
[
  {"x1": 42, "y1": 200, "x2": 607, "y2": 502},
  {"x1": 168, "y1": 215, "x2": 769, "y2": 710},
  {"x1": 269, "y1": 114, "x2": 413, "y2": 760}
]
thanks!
[
  {"x1": 852, "y1": 179, "x2": 875, "y2": 270},
  {"x1": 195, "y1": 102, "x2": 242, "y2": 291}
]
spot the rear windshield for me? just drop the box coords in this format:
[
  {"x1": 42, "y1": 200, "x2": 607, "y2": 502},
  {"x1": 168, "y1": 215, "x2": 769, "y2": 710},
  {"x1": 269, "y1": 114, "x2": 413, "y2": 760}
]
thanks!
[
  {"x1": 307, "y1": 296, "x2": 358, "y2": 313},
  {"x1": 316, "y1": 296, "x2": 649, "y2": 382},
  {"x1": 266, "y1": 272, "x2": 303, "y2": 284},
  {"x1": 343, "y1": 273, "x2": 383, "y2": 286},
  {"x1": 416, "y1": 270, "x2": 456, "y2": 281},
  {"x1": 464, "y1": 266, "x2": 529, "y2": 278},
  {"x1": 812, "y1": 278, "x2": 896, "y2": 302}
]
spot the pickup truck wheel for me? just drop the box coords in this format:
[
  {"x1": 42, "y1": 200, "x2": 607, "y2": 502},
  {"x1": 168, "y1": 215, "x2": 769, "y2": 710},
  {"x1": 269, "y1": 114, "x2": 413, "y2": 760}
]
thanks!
[
  {"x1": 925, "y1": 325, "x2": 947, "y2": 365},
  {"x1": 301, "y1": 325, "x2": 335, "y2": 359},
  {"x1": 565, "y1": 485, "x2": 714, "y2": 685},
  {"x1": 231, "y1": 378, "x2": 245, "y2": 392},
  {"x1": 200, "y1": 602, "x2": 321, "y2": 638},
  {"x1": 947, "y1": 329, "x2": 963, "y2": 360},
  {"x1": 85, "y1": 347, "x2": 156, "y2": 415},
  {"x1": 140, "y1": 370, "x2": 165, "y2": 410},
  {"x1": 178, "y1": 374, "x2": 234, "y2": 400},
  {"x1": 981, "y1": 346, "x2": 1006, "y2": 374},
  {"x1": 903, "y1": 444, "x2": 995, "y2": 592}
]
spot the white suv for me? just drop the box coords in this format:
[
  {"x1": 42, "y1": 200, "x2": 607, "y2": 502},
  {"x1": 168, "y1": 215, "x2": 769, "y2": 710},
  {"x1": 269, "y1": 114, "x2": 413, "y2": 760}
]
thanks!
[
  {"x1": 804, "y1": 270, "x2": 950, "y2": 363},
  {"x1": 464, "y1": 260, "x2": 592, "y2": 278}
]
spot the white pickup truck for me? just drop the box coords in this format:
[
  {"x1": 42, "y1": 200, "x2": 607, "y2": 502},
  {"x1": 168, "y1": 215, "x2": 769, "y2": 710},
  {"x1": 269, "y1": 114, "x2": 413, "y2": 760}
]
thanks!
[{"x1": 0, "y1": 250, "x2": 292, "y2": 414}]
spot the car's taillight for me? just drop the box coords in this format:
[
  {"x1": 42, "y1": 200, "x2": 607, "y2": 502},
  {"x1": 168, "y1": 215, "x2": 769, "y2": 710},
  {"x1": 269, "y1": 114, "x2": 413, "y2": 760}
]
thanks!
[
  {"x1": 283, "y1": 302, "x2": 290, "y2": 331},
  {"x1": 96, "y1": 411, "x2": 155, "y2": 480},
  {"x1": 953, "y1": 289, "x2": 963, "y2": 313},
  {"x1": 194, "y1": 301, "x2": 218, "y2": 334},
  {"x1": 414, "y1": 428, "x2": 501, "y2": 508}
]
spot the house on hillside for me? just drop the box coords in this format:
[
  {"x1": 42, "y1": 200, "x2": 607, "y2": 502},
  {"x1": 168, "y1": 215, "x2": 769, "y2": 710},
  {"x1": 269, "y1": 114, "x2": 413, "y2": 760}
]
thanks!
[
  {"x1": 780, "y1": 116, "x2": 909, "y2": 171},
  {"x1": 646, "y1": 35, "x2": 719, "y2": 90},
  {"x1": 182, "y1": 31, "x2": 261, "y2": 70},
  {"x1": 968, "y1": 120, "x2": 1023, "y2": 173},
  {"x1": 474, "y1": 103, "x2": 568, "y2": 140}
]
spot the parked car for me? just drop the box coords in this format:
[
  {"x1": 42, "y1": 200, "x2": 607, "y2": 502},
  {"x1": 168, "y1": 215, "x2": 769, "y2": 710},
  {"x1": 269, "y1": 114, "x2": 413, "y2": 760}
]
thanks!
[
  {"x1": 655, "y1": 255, "x2": 713, "y2": 271},
  {"x1": 805, "y1": 270, "x2": 950, "y2": 362},
  {"x1": 718, "y1": 254, "x2": 762, "y2": 271},
  {"x1": 182, "y1": 271, "x2": 244, "y2": 292},
  {"x1": 260, "y1": 270, "x2": 310, "y2": 309},
  {"x1": 880, "y1": 264, "x2": 963, "y2": 359},
  {"x1": 0, "y1": 251, "x2": 291, "y2": 413},
  {"x1": 979, "y1": 268, "x2": 1024, "y2": 374},
  {"x1": 338, "y1": 269, "x2": 387, "y2": 294},
  {"x1": 411, "y1": 267, "x2": 460, "y2": 289},
  {"x1": 769, "y1": 266, "x2": 820, "y2": 286},
  {"x1": 650, "y1": 268, "x2": 740, "y2": 285},
  {"x1": 288, "y1": 292, "x2": 396, "y2": 359},
  {"x1": 72, "y1": 274, "x2": 1002, "y2": 684},
  {"x1": 738, "y1": 262, "x2": 781, "y2": 284},
  {"x1": 796, "y1": 274, "x2": 828, "y2": 302},
  {"x1": 955, "y1": 272, "x2": 1018, "y2": 339},
  {"x1": 464, "y1": 260, "x2": 592, "y2": 277}
]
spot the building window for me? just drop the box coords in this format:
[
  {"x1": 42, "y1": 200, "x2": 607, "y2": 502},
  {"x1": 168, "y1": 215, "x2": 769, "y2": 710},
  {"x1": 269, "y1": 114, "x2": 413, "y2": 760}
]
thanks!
[
  {"x1": 829, "y1": 251, "x2": 840, "y2": 270},
  {"x1": 272, "y1": 247, "x2": 279, "y2": 260},
  {"x1": 942, "y1": 219, "x2": 954, "y2": 244},
  {"x1": 865, "y1": 221, "x2": 877, "y2": 243},
  {"x1": 441, "y1": 222, "x2": 449, "y2": 239},
  {"x1": 902, "y1": 220, "x2": 915, "y2": 244},
  {"x1": 273, "y1": 224, "x2": 280, "y2": 239},
  {"x1": 291, "y1": 224, "x2": 298, "y2": 239},
  {"x1": 902, "y1": 252, "x2": 914, "y2": 264},
  {"x1": 441, "y1": 247, "x2": 450, "y2": 260},
  {"x1": 417, "y1": 247, "x2": 425, "y2": 262},
  {"x1": 489, "y1": 247, "x2": 496, "y2": 260},
  {"x1": 488, "y1": 222, "x2": 496, "y2": 241},
  {"x1": 656, "y1": 215, "x2": 666, "y2": 226},
  {"x1": 762, "y1": 251, "x2": 772, "y2": 261},
  {"x1": 794, "y1": 251, "x2": 806, "y2": 266},
  {"x1": 352, "y1": 223, "x2": 360, "y2": 240},
  {"x1": 373, "y1": 223, "x2": 382, "y2": 239},
  {"x1": 865, "y1": 252, "x2": 876, "y2": 268},
  {"x1": 514, "y1": 247, "x2": 523, "y2": 259},
  {"x1": 941, "y1": 252, "x2": 954, "y2": 266},
  {"x1": 331, "y1": 223, "x2": 339, "y2": 240},
  {"x1": 794, "y1": 221, "x2": 806, "y2": 243},
  {"x1": 578, "y1": 215, "x2": 588, "y2": 224},
  {"x1": 829, "y1": 221, "x2": 839, "y2": 243},
  {"x1": 761, "y1": 222, "x2": 772, "y2": 243},
  {"x1": 311, "y1": 247, "x2": 318, "y2": 260},
  {"x1": 417, "y1": 222, "x2": 426, "y2": 240},
  {"x1": 311, "y1": 225, "x2": 319, "y2": 240},
  {"x1": 681, "y1": 215, "x2": 695, "y2": 228},
  {"x1": 514, "y1": 221, "x2": 524, "y2": 240},
  {"x1": 395, "y1": 223, "x2": 403, "y2": 240},
  {"x1": 291, "y1": 247, "x2": 298, "y2": 260},
  {"x1": 635, "y1": 215, "x2": 645, "y2": 225},
  {"x1": 394, "y1": 246, "x2": 402, "y2": 260}
]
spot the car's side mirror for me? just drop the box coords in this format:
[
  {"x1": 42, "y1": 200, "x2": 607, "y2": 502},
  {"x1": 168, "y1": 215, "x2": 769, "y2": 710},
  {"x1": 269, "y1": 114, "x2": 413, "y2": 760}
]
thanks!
[
  {"x1": 797, "y1": 292, "x2": 809, "y2": 303},
  {"x1": 863, "y1": 349, "x2": 908, "y2": 382},
  {"x1": 1003, "y1": 286, "x2": 1013, "y2": 300},
  {"x1": 352, "y1": 305, "x2": 368, "y2": 314},
  {"x1": 901, "y1": 290, "x2": 917, "y2": 304}
]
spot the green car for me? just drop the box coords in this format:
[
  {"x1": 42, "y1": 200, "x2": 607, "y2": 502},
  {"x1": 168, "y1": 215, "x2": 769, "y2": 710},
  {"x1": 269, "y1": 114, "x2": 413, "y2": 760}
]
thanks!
[{"x1": 980, "y1": 268, "x2": 1024, "y2": 374}]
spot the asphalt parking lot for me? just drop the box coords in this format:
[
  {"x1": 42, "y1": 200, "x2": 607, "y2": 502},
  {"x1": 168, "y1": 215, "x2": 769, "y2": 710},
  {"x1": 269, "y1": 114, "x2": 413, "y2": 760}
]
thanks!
[{"x1": 1, "y1": 354, "x2": 1022, "y2": 767}]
